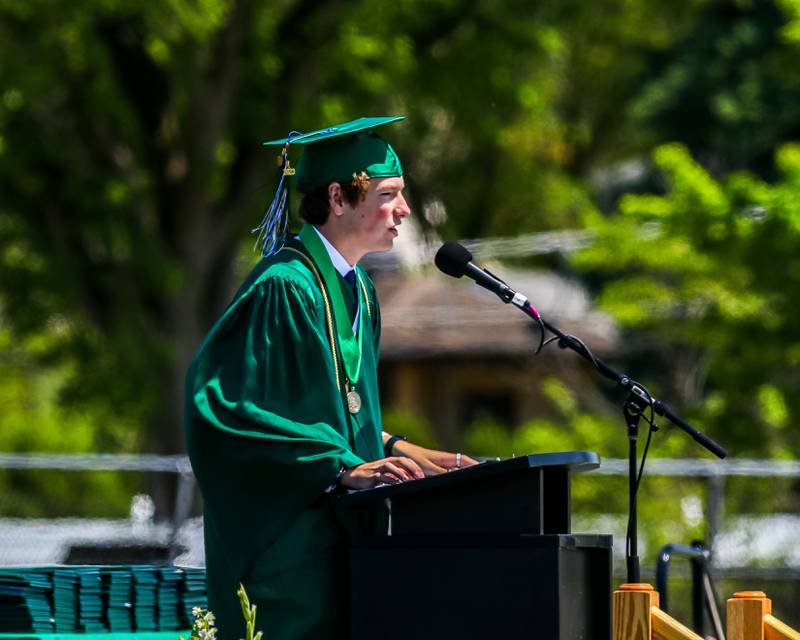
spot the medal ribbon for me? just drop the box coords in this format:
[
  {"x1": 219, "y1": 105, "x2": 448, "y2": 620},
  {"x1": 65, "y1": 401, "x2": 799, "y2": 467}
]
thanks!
[{"x1": 299, "y1": 224, "x2": 364, "y2": 384}]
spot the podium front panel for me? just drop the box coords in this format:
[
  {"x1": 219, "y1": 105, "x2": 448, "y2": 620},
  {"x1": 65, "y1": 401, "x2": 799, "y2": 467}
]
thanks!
[
  {"x1": 390, "y1": 467, "x2": 545, "y2": 535},
  {"x1": 349, "y1": 534, "x2": 612, "y2": 640}
]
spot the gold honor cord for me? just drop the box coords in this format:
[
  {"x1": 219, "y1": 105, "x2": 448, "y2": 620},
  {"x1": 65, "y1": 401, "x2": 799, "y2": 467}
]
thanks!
[
  {"x1": 292, "y1": 227, "x2": 370, "y2": 414},
  {"x1": 357, "y1": 272, "x2": 371, "y2": 318}
]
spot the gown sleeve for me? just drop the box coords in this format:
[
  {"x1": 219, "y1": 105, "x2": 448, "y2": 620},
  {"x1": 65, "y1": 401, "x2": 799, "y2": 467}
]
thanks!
[{"x1": 184, "y1": 265, "x2": 364, "y2": 575}]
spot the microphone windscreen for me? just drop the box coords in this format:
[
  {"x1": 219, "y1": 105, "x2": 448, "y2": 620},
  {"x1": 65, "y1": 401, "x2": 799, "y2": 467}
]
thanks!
[{"x1": 434, "y1": 242, "x2": 472, "y2": 278}]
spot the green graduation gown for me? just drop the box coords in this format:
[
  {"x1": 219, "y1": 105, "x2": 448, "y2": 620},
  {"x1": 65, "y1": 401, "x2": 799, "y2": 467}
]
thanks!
[{"x1": 184, "y1": 238, "x2": 385, "y2": 640}]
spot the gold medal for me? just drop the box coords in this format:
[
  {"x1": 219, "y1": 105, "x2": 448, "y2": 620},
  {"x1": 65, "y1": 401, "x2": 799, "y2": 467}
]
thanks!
[
  {"x1": 347, "y1": 389, "x2": 362, "y2": 414},
  {"x1": 346, "y1": 380, "x2": 361, "y2": 414}
]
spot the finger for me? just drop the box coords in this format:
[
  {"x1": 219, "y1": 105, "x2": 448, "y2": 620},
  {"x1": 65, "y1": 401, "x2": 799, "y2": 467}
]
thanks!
[
  {"x1": 379, "y1": 472, "x2": 401, "y2": 484},
  {"x1": 460, "y1": 454, "x2": 479, "y2": 466},
  {"x1": 390, "y1": 456, "x2": 425, "y2": 479},
  {"x1": 418, "y1": 459, "x2": 447, "y2": 476},
  {"x1": 342, "y1": 468, "x2": 375, "y2": 490},
  {"x1": 382, "y1": 461, "x2": 412, "y2": 482}
]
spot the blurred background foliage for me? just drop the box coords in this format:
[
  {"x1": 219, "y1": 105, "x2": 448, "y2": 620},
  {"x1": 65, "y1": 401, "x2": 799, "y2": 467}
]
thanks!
[
  {"x1": 0, "y1": 0, "x2": 799, "y2": 559},
  {"x1": 576, "y1": 142, "x2": 800, "y2": 459},
  {"x1": 0, "y1": 0, "x2": 714, "y2": 453}
]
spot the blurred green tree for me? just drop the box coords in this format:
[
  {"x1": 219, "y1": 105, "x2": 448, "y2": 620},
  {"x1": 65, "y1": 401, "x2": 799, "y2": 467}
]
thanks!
[
  {"x1": 0, "y1": 327, "x2": 136, "y2": 515},
  {"x1": 0, "y1": 0, "x2": 704, "y2": 459},
  {"x1": 575, "y1": 142, "x2": 800, "y2": 459},
  {"x1": 630, "y1": 0, "x2": 800, "y2": 176}
]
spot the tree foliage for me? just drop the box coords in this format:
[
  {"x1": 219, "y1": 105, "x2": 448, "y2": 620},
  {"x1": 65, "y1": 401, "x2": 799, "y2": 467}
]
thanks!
[
  {"x1": 630, "y1": 0, "x2": 800, "y2": 176},
  {"x1": 0, "y1": 0, "x2": 705, "y2": 453},
  {"x1": 576, "y1": 142, "x2": 800, "y2": 458},
  {"x1": 0, "y1": 328, "x2": 136, "y2": 515}
]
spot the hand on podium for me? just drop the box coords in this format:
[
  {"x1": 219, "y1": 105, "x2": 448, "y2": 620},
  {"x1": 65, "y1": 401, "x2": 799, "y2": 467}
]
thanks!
[
  {"x1": 392, "y1": 440, "x2": 479, "y2": 476},
  {"x1": 340, "y1": 456, "x2": 425, "y2": 489}
]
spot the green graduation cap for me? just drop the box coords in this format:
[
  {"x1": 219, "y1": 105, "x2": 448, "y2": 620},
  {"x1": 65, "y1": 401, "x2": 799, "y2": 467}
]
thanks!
[{"x1": 254, "y1": 116, "x2": 405, "y2": 256}]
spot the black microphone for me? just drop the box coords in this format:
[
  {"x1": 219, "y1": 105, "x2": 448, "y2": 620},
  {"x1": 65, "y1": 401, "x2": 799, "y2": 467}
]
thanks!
[{"x1": 434, "y1": 242, "x2": 534, "y2": 313}]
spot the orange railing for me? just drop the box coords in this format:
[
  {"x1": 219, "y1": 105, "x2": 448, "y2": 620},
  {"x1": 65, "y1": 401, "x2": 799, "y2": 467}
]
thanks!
[{"x1": 613, "y1": 584, "x2": 800, "y2": 640}]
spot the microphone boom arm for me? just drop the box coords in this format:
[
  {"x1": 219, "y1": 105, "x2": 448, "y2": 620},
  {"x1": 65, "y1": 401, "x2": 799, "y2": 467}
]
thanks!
[
  {"x1": 515, "y1": 291, "x2": 727, "y2": 584},
  {"x1": 524, "y1": 309, "x2": 727, "y2": 459}
]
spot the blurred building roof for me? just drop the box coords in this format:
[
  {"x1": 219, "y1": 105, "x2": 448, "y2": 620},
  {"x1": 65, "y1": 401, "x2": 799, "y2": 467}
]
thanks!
[
  {"x1": 364, "y1": 220, "x2": 618, "y2": 360},
  {"x1": 373, "y1": 268, "x2": 618, "y2": 360}
]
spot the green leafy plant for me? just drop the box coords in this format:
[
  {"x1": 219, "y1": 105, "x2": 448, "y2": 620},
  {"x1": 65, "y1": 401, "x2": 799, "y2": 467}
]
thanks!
[
  {"x1": 181, "y1": 583, "x2": 262, "y2": 640},
  {"x1": 237, "y1": 583, "x2": 263, "y2": 640}
]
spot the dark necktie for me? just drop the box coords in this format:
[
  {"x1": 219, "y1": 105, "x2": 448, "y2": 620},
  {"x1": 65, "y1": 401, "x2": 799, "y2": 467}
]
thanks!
[
  {"x1": 343, "y1": 269, "x2": 358, "y2": 318},
  {"x1": 343, "y1": 269, "x2": 357, "y2": 295}
]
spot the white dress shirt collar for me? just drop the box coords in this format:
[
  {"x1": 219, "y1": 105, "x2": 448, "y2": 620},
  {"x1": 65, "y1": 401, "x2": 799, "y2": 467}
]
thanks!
[{"x1": 311, "y1": 225, "x2": 353, "y2": 277}]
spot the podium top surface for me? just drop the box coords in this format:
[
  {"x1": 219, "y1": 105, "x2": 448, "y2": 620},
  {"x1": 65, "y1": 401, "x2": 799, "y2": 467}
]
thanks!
[{"x1": 335, "y1": 450, "x2": 600, "y2": 508}]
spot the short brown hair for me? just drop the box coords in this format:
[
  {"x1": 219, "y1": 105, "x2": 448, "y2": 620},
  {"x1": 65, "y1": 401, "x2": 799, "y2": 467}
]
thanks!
[{"x1": 298, "y1": 172, "x2": 370, "y2": 225}]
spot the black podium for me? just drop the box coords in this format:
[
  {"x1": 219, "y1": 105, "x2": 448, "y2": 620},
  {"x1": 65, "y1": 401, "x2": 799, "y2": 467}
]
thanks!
[{"x1": 336, "y1": 451, "x2": 612, "y2": 640}]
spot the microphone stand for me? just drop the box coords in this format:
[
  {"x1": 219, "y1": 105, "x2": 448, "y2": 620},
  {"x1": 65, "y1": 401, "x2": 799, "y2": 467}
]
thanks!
[
  {"x1": 434, "y1": 248, "x2": 728, "y2": 583},
  {"x1": 513, "y1": 303, "x2": 727, "y2": 584}
]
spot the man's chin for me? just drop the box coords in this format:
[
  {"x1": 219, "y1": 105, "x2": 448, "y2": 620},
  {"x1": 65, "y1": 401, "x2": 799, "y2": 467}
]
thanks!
[{"x1": 364, "y1": 239, "x2": 395, "y2": 256}]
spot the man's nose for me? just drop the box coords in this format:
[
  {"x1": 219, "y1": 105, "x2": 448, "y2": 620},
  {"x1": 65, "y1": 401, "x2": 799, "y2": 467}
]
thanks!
[{"x1": 396, "y1": 194, "x2": 411, "y2": 218}]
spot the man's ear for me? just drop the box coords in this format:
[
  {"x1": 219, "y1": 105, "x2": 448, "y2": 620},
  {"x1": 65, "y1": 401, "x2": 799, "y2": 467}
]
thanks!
[{"x1": 327, "y1": 183, "x2": 345, "y2": 218}]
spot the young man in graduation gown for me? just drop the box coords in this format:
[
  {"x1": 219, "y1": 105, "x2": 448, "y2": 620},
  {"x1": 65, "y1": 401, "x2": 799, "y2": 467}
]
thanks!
[{"x1": 184, "y1": 117, "x2": 476, "y2": 640}]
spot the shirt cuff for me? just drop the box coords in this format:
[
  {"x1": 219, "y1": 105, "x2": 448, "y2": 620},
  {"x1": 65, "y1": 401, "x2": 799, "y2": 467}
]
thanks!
[{"x1": 324, "y1": 466, "x2": 347, "y2": 493}]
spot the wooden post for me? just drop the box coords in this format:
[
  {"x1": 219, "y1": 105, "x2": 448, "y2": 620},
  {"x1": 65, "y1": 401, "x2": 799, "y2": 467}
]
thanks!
[
  {"x1": 728, "y1": 591, "x2": 772, "y2": 640},
  {"x1": 613, "y1": 583, "x2": 660, "y2": 640}
]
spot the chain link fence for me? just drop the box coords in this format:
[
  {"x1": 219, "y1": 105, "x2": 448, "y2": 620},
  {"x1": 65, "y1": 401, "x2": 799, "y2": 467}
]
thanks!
[{"x1": 0, "y1": 452, "x2": 797, "y2": 624}]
